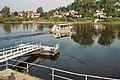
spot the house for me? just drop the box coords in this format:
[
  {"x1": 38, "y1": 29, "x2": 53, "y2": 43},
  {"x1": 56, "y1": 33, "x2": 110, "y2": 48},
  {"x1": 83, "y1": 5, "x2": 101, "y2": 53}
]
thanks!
[
  {"x1": 114, "y1": 1, "x2": 120, "y2": 6},
  {"x1": 18, "y1": 12, "x2": 25, "y2": 18},
  {"x1": 114, "y1": 1, "x2": 120, "y2": 11},
  {"x1": 31, "y1": 12, "x2": 40, "y2": 18},
  {"x1": 114, "y1": 1, "x2": 120, "y2": 16},
  {"x1": 26, "y1": 11, "x2": 33, "y2": 18},
  {"x1": 94, "y1": 8, "x2": 107, "y2": 18},
  {"x1": 0, "y1": 13, "x2": 4, "y2": 17},
  {"x1": 52, "y1": 15, "x2": 63, "y2": 18},
  {"x1": 18, "y1": 11, "x2": 40, "y2": 18},
  {"x1": 69, "y1": 10, "x2": 78, "y2": 15}
]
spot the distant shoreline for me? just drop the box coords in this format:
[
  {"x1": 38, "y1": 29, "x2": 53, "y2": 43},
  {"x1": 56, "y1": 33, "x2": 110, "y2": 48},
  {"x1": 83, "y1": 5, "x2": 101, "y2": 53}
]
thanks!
[
  {"x1": 22, "y1": 21, "x2": 92, "y2": 24},
  {"x1": 1, "y1": 18, "x2": 120, "y2": 24}
]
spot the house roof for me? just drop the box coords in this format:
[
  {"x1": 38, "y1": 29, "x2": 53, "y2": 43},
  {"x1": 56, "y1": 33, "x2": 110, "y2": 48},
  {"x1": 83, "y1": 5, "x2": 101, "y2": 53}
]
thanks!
[{"x1": 0, "y1": 13, "x2": 4, "y2": 16}]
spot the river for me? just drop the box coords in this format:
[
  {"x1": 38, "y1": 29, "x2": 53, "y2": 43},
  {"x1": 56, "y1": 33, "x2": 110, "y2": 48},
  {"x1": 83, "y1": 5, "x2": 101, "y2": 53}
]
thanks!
[{"x1": 0, "y1": 23, "x2": 120, "y2": 80}]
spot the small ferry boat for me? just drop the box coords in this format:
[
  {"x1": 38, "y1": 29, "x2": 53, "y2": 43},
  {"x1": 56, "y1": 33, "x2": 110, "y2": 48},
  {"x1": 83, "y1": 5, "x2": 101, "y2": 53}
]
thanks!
[
  {"x1": 52, "y1": 31, "x2": 71, "y2": 38},
  {"x1": 50, "y1": 23, "x2": 73, "y2": 33}
]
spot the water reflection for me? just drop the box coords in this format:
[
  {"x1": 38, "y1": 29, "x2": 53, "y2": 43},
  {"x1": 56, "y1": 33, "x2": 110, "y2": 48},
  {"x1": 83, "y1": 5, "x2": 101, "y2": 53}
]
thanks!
[
  {"x1": 1, "y1": 23, "x2": 120, "y2": 47},
  {"x1": 12, "y1": 53, "x2": 60, "y2": 72},
  {"x1": 3, "y1": 24, "x2": 11, "y2": 33},
  {"x1": 71, "y1": 24, "x2": 95, "y2": 46},
  {"x1": 72, "y1": 24, "x2": 120, "y2": 46},
  {"x1": 1, "y1": 23, "x2": 51, "y2": 34},
  {"x1": 118, "y1": 31, "x2": 120, "y2": 39},
  {"x1": 98, "y1": 26, "x2": 116, "y2": 46}
]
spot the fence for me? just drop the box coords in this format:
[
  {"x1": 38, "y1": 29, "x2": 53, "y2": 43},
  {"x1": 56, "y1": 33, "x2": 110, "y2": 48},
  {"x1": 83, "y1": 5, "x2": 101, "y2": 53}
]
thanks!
[{"x1": 0, "y1": 59, "x2": 119, "y2": 80}]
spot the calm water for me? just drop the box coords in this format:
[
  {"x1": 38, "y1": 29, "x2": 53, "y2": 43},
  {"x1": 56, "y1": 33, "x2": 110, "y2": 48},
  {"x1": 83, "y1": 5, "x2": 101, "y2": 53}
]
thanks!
[{"x1": 0, "y1": 23, "x2": 120, "y2": 79}]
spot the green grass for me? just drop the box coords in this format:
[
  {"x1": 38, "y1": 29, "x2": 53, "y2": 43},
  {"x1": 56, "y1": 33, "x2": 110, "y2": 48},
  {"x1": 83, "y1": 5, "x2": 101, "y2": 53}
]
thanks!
[
  {"x1": 104, "y1": 18, "x2": 120, "y2": 24},
  {"x1": 0, "y1": 17, "x2": 120, "y2": 24}
]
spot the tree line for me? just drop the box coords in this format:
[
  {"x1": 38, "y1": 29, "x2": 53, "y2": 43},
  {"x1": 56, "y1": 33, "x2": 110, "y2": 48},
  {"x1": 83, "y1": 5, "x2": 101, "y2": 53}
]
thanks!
[
  {"x1": 53, "y1": 0, "x2": 120, "y2": 18},
  {"x1": 0, "y1": 0, "x2": 120, "y2": 19},
  {"x1": 0, "y1": 6, "x2": 44, "y2": 18}
]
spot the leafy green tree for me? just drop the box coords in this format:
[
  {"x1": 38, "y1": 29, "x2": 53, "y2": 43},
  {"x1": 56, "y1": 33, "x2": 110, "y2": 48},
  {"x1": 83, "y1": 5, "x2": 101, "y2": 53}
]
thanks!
[
  {"x1": 36, "y1": 7, "x2": 43, "y2": 13},
  {"x1": 72, "y1": 0, "x2": 96, "y2": 17},
  {"x1": 36, "y1": 7, "x2": 44, "y2": 17},
  {"x1": 52, "y1": 0, "x2": 119, "y2": 18},
  {"x1": 0, "y1": 6, "x2": 10, "y2": 17},
  {"x1": 96, "y1": 0, "x2": 118, "y2": 17},
  {"x1": 13, "y1": 11, "x2": 18, "y2": 16}
]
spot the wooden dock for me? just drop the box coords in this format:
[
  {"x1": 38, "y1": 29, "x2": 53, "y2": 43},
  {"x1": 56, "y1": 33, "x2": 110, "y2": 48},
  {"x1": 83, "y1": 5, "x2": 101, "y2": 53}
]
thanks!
[{"x1": 0, "y1": 43, "x2": 59, "y2": 63}]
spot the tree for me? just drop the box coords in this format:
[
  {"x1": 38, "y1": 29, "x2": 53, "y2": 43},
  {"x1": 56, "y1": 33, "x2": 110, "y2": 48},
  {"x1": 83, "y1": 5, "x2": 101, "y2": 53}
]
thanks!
[
  {"x1": 95, "y1": 0, "x2": 118, "y2": 17},
  {"x1": 36, "y1": 7, "x2": 44, "y2": 17},
  {"x1": 13, "y1": 11, "x2": 18, "y2": 16},
  {"x1": 72, "y1": 0, "x2": 96, "y2": 17},
  {"x1": 0, "y1": 6, "x2": 10, "y2": 17},
  {"x1": 36, "y1": 7, "x2": 43, "y2": 13}
]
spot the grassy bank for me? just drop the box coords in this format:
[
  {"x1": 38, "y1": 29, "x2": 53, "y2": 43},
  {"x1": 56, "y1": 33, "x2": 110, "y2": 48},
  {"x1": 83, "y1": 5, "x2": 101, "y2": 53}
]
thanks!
[
  {"x1": 0, "y1": 17, "x2": 93, "y2": 24},
  {"x1": 103, "y1": 18, "x2": 120, "y2": 24},
  {"x1": 0, "y1": 17, "x2": 120, "y2": 24},
  {"x1": 0, "y1": 69, "x2": 42, "y2": 80}
]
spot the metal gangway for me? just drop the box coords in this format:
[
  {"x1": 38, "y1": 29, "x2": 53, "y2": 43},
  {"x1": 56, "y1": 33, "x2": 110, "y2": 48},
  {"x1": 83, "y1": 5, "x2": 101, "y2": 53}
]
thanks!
[{"x1": 0, "y1": 43, "x2": 41, "y2": 63}]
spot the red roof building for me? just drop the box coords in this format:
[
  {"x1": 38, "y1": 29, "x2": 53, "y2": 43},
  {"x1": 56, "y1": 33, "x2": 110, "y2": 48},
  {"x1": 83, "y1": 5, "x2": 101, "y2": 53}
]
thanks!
[{"x1": 0, "y1": 13, "x2": 4, "y2": 17}]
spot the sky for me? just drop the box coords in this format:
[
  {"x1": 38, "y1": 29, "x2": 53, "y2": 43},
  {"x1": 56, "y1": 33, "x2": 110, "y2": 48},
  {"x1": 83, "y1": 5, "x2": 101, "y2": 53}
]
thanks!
[{"x1": 0, "y1": 0, "x2": 74, "y2": 12}]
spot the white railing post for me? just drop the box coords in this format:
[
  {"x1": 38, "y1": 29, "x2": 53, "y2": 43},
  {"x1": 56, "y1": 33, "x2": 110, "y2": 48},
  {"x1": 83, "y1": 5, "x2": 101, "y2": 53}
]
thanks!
[
  {"x1": 51, "y1": 68, "x2": 55, "y2": 80},
  {"x1": 11, "y1": 46, "x2": 12, "y2": 53},
  {"x1": 85, "y1": 76, "x2": 87, "y2": 80},
  {"x1": 3, "y1": 51, "x2": 4, "y2": 56},
  {"x1": 5, "y1": 60, "x2": 8, "y2": 69},
  {"x1": 3, "y1": 48, "x2": 4, "y2": 51},
  {"x1": 27, "y1": 63, "x2": 29, "y2": 74},
  {"x1": 11, "y1": 46, "x2": 12, "y2": 49}
]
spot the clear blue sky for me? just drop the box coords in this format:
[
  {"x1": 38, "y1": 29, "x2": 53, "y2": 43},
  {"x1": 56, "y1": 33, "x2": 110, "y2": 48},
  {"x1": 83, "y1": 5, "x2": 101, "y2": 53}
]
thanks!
[{"x1": 0, "y1": 0, "x2": 74, "y2": 12}]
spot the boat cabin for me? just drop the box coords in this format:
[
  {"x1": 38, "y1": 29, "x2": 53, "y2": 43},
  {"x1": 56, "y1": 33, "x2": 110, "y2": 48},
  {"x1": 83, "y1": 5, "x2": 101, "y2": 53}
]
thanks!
[{"x1": 51, "y1": 23, "x2": 73, "y2": 32}]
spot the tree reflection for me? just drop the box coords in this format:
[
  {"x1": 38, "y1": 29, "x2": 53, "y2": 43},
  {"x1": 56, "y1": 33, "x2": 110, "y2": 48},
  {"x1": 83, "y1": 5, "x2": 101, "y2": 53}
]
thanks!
[
  {"x1": 37, "y1": 24, "x2": 44, "y2": 31},
  {"x1": 118, "y1": 31, "x2": 120, "y2": 40},
  {"x1": 98, "y1": 26, "x2": 115, "y2": 46},
  {"x1": 3, "y1": 24, "x2": 11, "y2": 33},
  {"x1": 71, "y1": 24, "x2": 95, "y2": 46}
]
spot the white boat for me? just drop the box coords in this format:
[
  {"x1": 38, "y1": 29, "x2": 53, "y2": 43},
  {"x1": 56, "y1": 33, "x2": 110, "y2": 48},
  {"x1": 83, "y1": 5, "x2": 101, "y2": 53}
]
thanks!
[
  {"x1": 50, "y1": 23, "x2": 73, "y2": 33},
  {"x1": 52, "y1": 31, "x2": 71, "y2": 38}
]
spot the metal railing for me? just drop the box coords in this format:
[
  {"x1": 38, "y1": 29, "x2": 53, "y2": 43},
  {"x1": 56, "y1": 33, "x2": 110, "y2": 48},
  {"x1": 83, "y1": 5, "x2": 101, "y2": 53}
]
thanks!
[
  {"x1": 0, "y1": 59, "x2": 119, "y2": 80},
  {"x1": 0, "y1": 44, "x2": 40, "y2": 63}
]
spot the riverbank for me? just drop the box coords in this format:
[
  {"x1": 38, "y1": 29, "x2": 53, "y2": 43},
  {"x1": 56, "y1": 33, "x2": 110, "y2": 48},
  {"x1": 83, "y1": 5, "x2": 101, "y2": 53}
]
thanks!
[
  {"x1": 103, "y1": 18, "x2": 120, "y2": 24},
  {"x1": 0, "y1": 18, "x2": 93, "y2": 24},
  {"x1": 0, "y1": 69, "x2": 42, "y2": 80},
  {"x1": 0, "y1": 17, "x2": 120, "y2": 24}
]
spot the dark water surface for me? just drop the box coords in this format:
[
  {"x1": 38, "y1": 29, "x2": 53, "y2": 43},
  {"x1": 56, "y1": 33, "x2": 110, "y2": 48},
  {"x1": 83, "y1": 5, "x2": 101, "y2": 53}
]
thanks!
[{"x1": 0, "y1": 23, "x2": 120, "y2": 80}]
